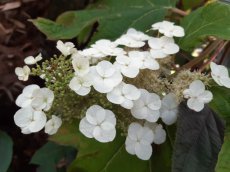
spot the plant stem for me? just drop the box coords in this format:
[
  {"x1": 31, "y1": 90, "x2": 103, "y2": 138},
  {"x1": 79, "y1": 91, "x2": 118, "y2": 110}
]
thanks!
[
  {"x1": 170, "y1": 8, "x2": 188, "y2": 16},
  {"x1": 199, "y1": 41, "x2": 228, "y2": 72}
]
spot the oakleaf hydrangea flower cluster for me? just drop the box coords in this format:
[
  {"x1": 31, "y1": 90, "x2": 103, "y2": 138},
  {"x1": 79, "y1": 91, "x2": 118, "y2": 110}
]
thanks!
[{"x1": 14, "y1": 20, "x2": 230, "y2": 161}]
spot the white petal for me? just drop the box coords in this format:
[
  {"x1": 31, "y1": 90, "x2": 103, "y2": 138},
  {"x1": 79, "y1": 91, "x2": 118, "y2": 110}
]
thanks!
[
  {"x1": 76, "y1": 86, "x2": 91, "y2": 96},
  {"x1": 128, "y1": 122, "x2": 141, "y2": 140},
  {"x1": 163, "y1": 43, "x2": 179, "y2": 55},
  {"x1": 172, "y1": 26, "x2": 185, "y2": 37},
  {"x1": 28, "y1": 110, "x2": 47, "y2": 132},
  {"x1": 86, "y1": 105, "x2": 105, "y2": 125},
  {"x1": 146, "y1": 111, "x2": 160, "y2": 122},
  {"x1": 121, "y1": 66, "x2": 139, "y2": 78},
  {"x1": 120, "y1": 99, "x2": 133, "y2": 109},
  {"x1": 104, "y1": 109, "x2": 116, "y2": 126},
  {"x1": 24, "y1": 56, "x2": 36, "y2": 65},
  {"x1": 153, "y1": 125, "x2": 166, "y2": 144},
  {"x1": 125, "y1": 137, "x2": 136, "y2": 155},
  {"x1": 135, "y1": 142, "x2": 152, "y2": 160},
  {"x1": 96, "y1": 61, "x2": 115, "y2": 77},
  {"x1": 199, "y1": 90, "x2": 213, "y2": 103},
  {"x1": 122, "y1": 84, "x2": 140, "y2": 100},
  {"x1": 14, "y1": 107, "x2": 33, "y2": 128},
  {"x1": 79, "y1": 117, "x2": 95, "y2": 138},
  {"x1": 160, "y1": 109, "x2": 178, "y2": 125},
  {"x1": 93, "y1": 126, "x2": 116, "y2": 143},
  {"x1": 189, "y1": 80, "x2": 205, "y2": 96},
  {"x1": 187, "y1": 98, "x2": 204, "y2": 112}
]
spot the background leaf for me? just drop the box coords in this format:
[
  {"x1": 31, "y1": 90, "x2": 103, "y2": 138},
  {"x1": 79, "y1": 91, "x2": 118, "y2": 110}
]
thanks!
[
  {"x1": 50, "y1": 122, "x2": 173, "y2": 172},
  {"x1": 209, "y1": 86, "x2": 230, "y2": 172},
  {"x1": 31, "y1": 0, "x2": 176, "y2": 42},
  {"x1": 30, "y1": 141, "x2": 77, "y2": 172},
  {"x1": 0, "y1": 130, "x2": 13, "y2": 172},
  {"x1": 178, "y1": 1, "x2": 230, "y2": 51},
  {"x1": 172, "y1": 102, "x2": 225, "y2": 172}
]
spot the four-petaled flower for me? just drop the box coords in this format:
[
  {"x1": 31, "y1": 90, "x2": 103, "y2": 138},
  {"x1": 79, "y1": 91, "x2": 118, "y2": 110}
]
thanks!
[
  {"x1": 90, "y1": 61, "x2": 123, "y2": 93},
  {"x1": 131, "y1": 89, "x2": 161, "y2": 122},
  {"x1": 45, "y1": 115, "x2": 62, "y2": 135},
  {"x1": 107, "y1": 82, "x2": 141, "y2": 109},
  {"x1": 69, "y1": 74, "x2": 92, "y2": 96},
  {"x1": 115, "y1": 28, "x2": 149, "y2": 48},
  {"x1": 79, "y1": 105, "x2": 116, "y2": 143},
  {"x1": 113, "y1": 54, "x2": 140, "y2": 78},
  {"x1": 183, "y1": 80, "x2": 213, "y2": 112},
  {"x1": 125, "y1": 122, "x2": 154, "y2": 160},
  {"x1": 148, "y1": 36, "x2": 179, "y2": 59},
  {"x1": 144, "y1": 122, "x2": 166, "y2": 144},
  {"x1": 160, "y1": 93, "x2": 178, "y2": 125},
  {"x1": 14, "y1": 107, "x2": 47, "y2": 134},
  {"x1": 15, "y1": 65, "x2": 30, "y2": 81},
  {"x1": 151, "y1": 20, "x2": 185, "y2": 37},
  {"x1": 210, "y1": 62, "x2": 230, "y2": 88},
  {"x1": 128, "y1": 51, "x2": 159, "y2": 70}
]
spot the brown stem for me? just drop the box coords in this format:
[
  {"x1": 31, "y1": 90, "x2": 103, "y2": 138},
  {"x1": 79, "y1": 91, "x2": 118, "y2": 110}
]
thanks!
[
  {"x1": 170, "y1": 8, "x2": 188, "y2": 16},
  {"x1": 178, "y1": 39, "x2": 223, "y2": 71},
  {"x1": 199, "y1": 41, "x2": 228, "y2": 72}
]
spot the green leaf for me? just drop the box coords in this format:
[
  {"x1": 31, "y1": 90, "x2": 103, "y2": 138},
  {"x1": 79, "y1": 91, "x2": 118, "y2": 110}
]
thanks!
[
  {"x1": 209, "y1": 86, "x2": 230, "y2": 172},
  {"x1": 31, "y1": 0, "x2": 176, "y2": 41},
  {"x1": 178, "y1": 1, "x2": 230, "y2": 51},
  {"x1": 0, "y1": 130, "x2": 13, "y2": 172},
  {"x1": 209, "y1": 86, "x2": 230, "y2": 119},
  {"x1": 30, "y1": 141, "x2": 77, "y2": 172},
  {"x1": 182, "y1": 0, "x2": 203, "y2": 10},
  {"x1": 172, "y1": 103, "x2": 225, "y2": 172},
  {"x1": 50, "y1": 122, "x2": 173, "y2": 172}
]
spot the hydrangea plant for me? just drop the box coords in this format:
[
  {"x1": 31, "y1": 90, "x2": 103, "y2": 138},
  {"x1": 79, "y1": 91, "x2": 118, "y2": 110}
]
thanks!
[{"x1": 14, "y1": 19, "x2": 230, "y2": 165}]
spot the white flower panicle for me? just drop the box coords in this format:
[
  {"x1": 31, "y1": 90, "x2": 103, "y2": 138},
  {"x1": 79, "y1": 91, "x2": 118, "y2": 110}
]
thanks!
[
  {"x1": 131, "y1": 89, "x2": 161, "y2": 122},
  {"x1": 79, "y1": 105, "x2": 116, "y2": 143},
  {"x1": 45, "y1": 115, "x2": 62, "y2": 135},
  {"x1": 160, "y1": 93, "x2": 178, "y2": 125},
  {"x1": 24, "y1": 53, "x2": 42, "y2": 65},
  {"x1": 183, "y1": 80, "x2": 213, "y2": 112},
  {"x1": 15, "y1": 65, "x2": 30, "y2": 81},
  {"x1": 16, "y1": 20, "x2": 229, "y2": 161},
  {"x1": 210, "y1": 62, "x2": 230, "y2": 88},
  {"x1": 107, "y1": 82, "x2": 141, "y2": 109},
  {"x1": 151, "y1": 20, "x2": 185, "y2": 37}
]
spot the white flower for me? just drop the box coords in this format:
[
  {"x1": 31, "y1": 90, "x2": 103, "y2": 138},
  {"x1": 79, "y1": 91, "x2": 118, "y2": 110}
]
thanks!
[
  {"x1": 79, "y1": 105, "x2": 116, "y2": 143},
  {"x1": 115, "y1": 35, "x2": 145, "y2": 48},
  {"x1": 113, "y1": 54, "x2": 140, "y2": 78},
  {"x1": 92, "y1": 39, "x2": 125, "y2": 56},
  {"x1": 45, "y1": 115, "x2": 62, "y2": 135},
  {"x1": 210, "y1": 62, "x2": 230, "y2": 88},
  {"x1": 107, "y1": 82, "x2": 140, "y2": 109},
  {"x1": 24, "y1": 53, "x2": 42, "y2": 65},
  {"x1": 151, "y1": 21, "x2": 185, "y2": 37},
  {"x1": 160, "y1": 93, "x2": 178, "y2": 125},
  {"x1": 79, "y1": 48, "x2": 105, "y2": 59},
  {"x1": 56, "y1": 40, "x2": 76, "y2": 56},
  {"x1": 148, "y1": 36, "x2": 179, "y2": 59},
  {"x1": 16, "y1": 84, "x2": 40, "y2": 108},
  {"x1": 144, "y1": 122, "x2": 166, "y2": 144},
  {"x1": 14, "y1": 107, "x2": 47, "y2": 134},
  {"x1": 128, "y1": 51, "x2": 160, "y2": 70},
  {"x1": 131, "y1": 89, "x2": 161, "y2": 122},
  {"x1": 69, "y1": 74, "x2": 92, "y2": 96},
  {"x1": 16, "y1": 85, "x2": 54, "y2": 111},
  {"x1": 90, "y1": 61, "x2": 123, "y2": 93},
  {"x1": 126, "y1": 28, "x2": 150, "y2": 41},
  {"x1": 115, "y1": 28, "x2": 149, "y2": 48},
  {"x1": 15, "y1": 65, "x2": 30, "y2": 81},
  {"x1": 72, "y1": 56, "x2": 89, "y2": 76},
  {"x1": 125, "y1": 122, "x2": 154, "y2": 160},
  {"x1": 183, "y1": 80, "x2": 213, "y2": 112},
  {"x1": 31, "y1": 88, "x2": 54, "y2": 111}
]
